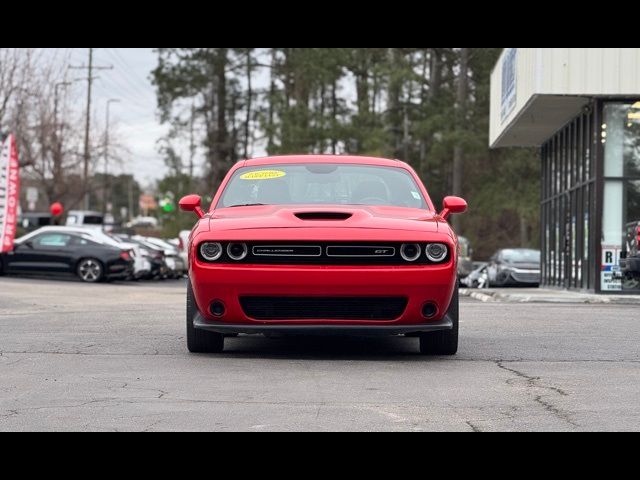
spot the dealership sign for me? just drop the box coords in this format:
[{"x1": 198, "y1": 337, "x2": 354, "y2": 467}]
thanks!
[
  {"x1": 0, "y1": 135, "x2": 20, "y2": 253},
  {"x1": 501, "y1": 48, "x2": 518, "y2": 123},
  {"x1": 601, "y1": 245, "x2": 623, "y2": 292}
]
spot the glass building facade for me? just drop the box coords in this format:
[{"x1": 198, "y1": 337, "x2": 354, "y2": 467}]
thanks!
[{"x1": 541, "y1": 100, "x2": 640, "y2": 293}]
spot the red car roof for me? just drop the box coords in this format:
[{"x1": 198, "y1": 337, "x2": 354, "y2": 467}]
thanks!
[{"x1": 242, "y1": 155, "x2": 405, "y2": 168}]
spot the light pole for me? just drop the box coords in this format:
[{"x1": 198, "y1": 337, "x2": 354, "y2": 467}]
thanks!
[
  {"x1": 104, "y1": 98, "x2": 120, "y2": 214},
  {"x1": 53, "y1": 82, "x2": 72, "y2": 134}
]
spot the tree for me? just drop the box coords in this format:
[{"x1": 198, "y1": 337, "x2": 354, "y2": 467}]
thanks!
[
  {"x1": 1, "y1": 48, "x2": 114, "y2": 211},
  {"x1": 152, "y1": 48, "x2": 541, "y2": 258}
]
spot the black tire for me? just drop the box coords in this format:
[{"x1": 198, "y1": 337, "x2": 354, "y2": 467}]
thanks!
[
  {"x1": 419, "y1": 286, "x2": 459, "y2": 356},
  {"x1": 186, "y1": 282, "x2": 224, "y2": 353},
  {"x1": 76, "y1": 258, "x2": 104, "y2": 283},
  {"x1": 0, "y1": 257, "x2": 5, "y2": 276}
]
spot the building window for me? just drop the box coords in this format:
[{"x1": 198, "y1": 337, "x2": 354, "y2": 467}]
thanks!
[
  {"x1": 541, "y1": 105, "x2": 597, "y2": 291},
  {"x1": 602, "y1": 102, "x2": 640, "y2": 292}
]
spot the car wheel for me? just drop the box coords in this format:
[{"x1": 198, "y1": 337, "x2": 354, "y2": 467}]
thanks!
[
  {"x1": 77, "y1": 259, "x2": 104, "y2": 283},
  {"x1": 419, "y1": 286, "x2": 459, "y2": 356},
  {"x1": 0, "y1": 258, "x2": 5, "y2": 276},
  {"x1": 186, "y1": 281, "x2": 224, "y2": 354}
]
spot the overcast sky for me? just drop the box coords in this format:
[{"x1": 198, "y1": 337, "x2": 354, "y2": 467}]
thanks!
[{"x1": 65, "y1": 48, "x2": 168, "y2": 188}]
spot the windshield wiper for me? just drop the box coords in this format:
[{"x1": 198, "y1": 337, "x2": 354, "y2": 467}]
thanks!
[{"x1": 227, "y1": 203, "x2": 268, "y2": 208}]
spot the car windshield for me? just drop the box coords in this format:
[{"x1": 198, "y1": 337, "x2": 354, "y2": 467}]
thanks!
[
  {"x1": 218, "y1": 164, "x2": 428, "y2": 209},
  {"x1": 502, "y1": 249, "x2": 541, "y2": 263}
]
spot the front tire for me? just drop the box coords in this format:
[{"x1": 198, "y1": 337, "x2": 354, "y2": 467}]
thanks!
[
  {"x1": 186, "y1": 281, "x2": 224, "y2": 353},
  {"x1": 419, "y1": 286, "x2": 459, "y2": 356}
]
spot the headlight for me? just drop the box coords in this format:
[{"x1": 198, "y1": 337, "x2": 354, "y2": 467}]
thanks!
[
  {"x1": 425, "y1": 243, "x2": 448, "y2": 263},
  {"x1": 200, "y1": 242, "x2": 223, "y2": 262},
  {"x1": 227, "y1": 243, "x2": 248, "y2": 261},
  {"x1": 400, "y1": 243, "x2": 422, "y2": 262}
]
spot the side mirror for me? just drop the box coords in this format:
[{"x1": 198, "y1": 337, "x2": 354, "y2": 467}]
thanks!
[
  {"x1": 440, "y1": 196, "x2": 468, "y2": 221},
  {"x1": 179, "y1": 195, "x2": 205, "y2": 219}
]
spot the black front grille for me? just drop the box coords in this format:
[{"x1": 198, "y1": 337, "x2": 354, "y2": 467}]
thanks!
[
  {"x1": 240, "y1": 296, "x2": 408, "y2": 321},
  {"x1": 201, "y1": 242, "x2": 448, "y2": 265},
  {"x1": 511, "y1": 272, "x2": 541, "y2": 284}
]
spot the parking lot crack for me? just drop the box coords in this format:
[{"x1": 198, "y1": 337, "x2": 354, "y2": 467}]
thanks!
[
  {"x1": 465, "y1": 421, "x2": 483, "y2": 433},
  {"x1": 496, "y1": 361, "x2": 578, "y2": 428},
  {"x1": 0, "y1": 409, "x2": 19, "y2": 419}
]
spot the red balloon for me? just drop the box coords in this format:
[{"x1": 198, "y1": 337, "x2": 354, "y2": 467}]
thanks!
[{"x1": 50, "y1": 202, "x2": 64, "y2": 217}]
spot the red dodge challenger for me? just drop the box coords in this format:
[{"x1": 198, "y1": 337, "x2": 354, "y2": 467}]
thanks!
[{"x1": 180, "y1": 156, "x2": 467, "y2": 355}]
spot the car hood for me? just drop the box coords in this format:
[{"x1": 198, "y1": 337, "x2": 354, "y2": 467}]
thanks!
[{"x1": 209, "y1": 205, "x2": 441, "y2": 233}]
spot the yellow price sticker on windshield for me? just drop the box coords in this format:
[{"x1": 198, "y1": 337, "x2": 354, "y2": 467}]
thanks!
[{"x1": 240, "y1": 170, "x2": 286, "y2": 181}]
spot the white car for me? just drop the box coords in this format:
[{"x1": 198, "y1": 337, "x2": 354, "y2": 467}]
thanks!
[
  {"x1": 178, "y1": 230, "x2": 191, "y2": 267},
  {"x1": 136, "y1": 236, "x2": 186, "y2": 278},
  {"x1": 19, "y1": 227, "x2": 151, "y2": 280},
  {"x1": 65, "y1": 211, "x2": 105, "y2": 227}
]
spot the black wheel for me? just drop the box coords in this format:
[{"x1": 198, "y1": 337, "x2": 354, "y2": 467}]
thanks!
[
  {"x1": 419, "y1": 286, "x2": 459, "y2": 356},
  {"x1": 76, "y1": 258, "x2": 104, "y2": 283},
  {"x1": 186, "y1": 282, "x2": 224, "y2": 353},
  {"x1": 0, "y1": 257, "x2": 5, "y2": 276}
]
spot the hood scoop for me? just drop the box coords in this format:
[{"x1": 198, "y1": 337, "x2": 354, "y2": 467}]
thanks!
[{"x1": 295, "y1": 212, "x2": 353, "y2": 221}]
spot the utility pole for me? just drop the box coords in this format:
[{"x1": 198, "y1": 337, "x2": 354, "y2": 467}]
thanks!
[
  {"x1": 452, "y1": 47, "x2": 469, "y2": 232},
  {"x1": 53, "y1": 82, "x2": 71, "y2": 134},
  {"x1": 70, "y1": 48, "x2": 113, "y2": 210},
  {"x1": 53, "y1": 82, "x2": 72, "y2": 193},
  {"x1": 128, "y1": 177, "x2": 134, "y2": 222},
  {"x1": 189, "y1": 103, "x2": 196, "y2": 181},
  {"x1": 104, "y1": 98, "x2": 120, "y2": 213}
]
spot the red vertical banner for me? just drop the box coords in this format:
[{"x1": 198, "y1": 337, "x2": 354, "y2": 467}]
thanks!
[{"x1": 0, "y1": 135, "x2": 20, "y2": 253}]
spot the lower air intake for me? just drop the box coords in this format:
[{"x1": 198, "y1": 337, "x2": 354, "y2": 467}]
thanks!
[{"x1": 240, "y1": 297, "x2": 408, "y2": 321}]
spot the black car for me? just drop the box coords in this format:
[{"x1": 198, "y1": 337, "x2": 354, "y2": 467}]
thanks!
[
  {"x1": 486, "y1": 248, "x2": 541, "y2": 288},
  {"x1": 621, "y1": 222, "x2": 640, "y2": 289},
  {"x1": 0, "y1": 231, "x2": 134, "y2": 283}
]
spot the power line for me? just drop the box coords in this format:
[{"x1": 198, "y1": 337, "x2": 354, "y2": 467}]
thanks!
[
  {"x1": 102, "y1": 49, "x2": 157, "y2": 100},
  {"x1": 95, "y1": 77, "x2": 154, "y2": 113},
  {"x1": 109, "y1": 49, "x2": 156, "y2": 90}
]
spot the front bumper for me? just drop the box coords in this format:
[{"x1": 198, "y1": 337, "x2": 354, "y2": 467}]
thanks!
[
  {"x1": 191, "y1": 261, "x2": 457, "y2": 327},
  {"x1": 193, "y1": 311, "x2": 454, "y2": 335}
]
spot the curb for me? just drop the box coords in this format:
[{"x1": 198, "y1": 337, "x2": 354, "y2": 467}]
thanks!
[
  {"x1": 459, "y1": 289, "x2": 494, "y2": 303},
  {"x1": 460, "y1": 288, "x2": 640, "y2": 305}
]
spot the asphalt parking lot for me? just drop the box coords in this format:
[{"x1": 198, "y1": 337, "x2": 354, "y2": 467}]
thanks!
[{"x1": 1, "y1": 276, "x2": 639, "y2": 432}]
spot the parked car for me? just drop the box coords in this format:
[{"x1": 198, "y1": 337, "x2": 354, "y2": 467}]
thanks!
[
  {"x1": 65, "y1": 211, "x2": 104, "y2": 227},
  {"x1": 19, "y1": 213, "x2": 53, "y2": 232},
  {"x1": 486, "y1": 248, "x2": 541, "y2": 287},
  {"x1": 179, "y1": 155, "x2": 467, "y2": 355},
  {"x1": 138, "y1": 236, "x2": 187, "y2": 279},
  {"x1": 457, "y1": 236, "x2": 474, "y2": 279},
  {"x1": 19, "y1": 227, "x2": 150, "y2": 280},
  {"x1": 0, "y1": 230, "x2": 133, "y2": 282},
  {"x1": 115, "y1": 234, "x2": 168, "y2": 280},
  {"x1": 125, "y1": 216, "x2": 159, "y2": 229},
  {"x1": 621, "y1": 221, "x2": 640, "y2": 289},
  {"x1": 177, "y1": 230, "x2": 191, "y2": 267},
  {"x1": 460, "y1": 262, "x2": 489, "y2": 289}
]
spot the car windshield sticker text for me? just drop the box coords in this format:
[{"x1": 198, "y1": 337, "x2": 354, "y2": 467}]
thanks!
[{"x1": 240, "y1": 170, "x2": 287, "y2": 181}]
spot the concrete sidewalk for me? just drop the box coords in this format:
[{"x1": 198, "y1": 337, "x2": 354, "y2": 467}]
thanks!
[{"x1": 460, "y1": 287, "x2": 640, "y2": 305}]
